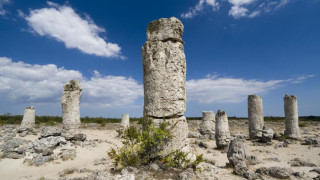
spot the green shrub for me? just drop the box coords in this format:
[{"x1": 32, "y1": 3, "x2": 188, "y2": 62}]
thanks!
[
  {"x1": 108, "y1": 117, "x2": 202, "y2": 170},
  {"x1": 299, "y1": 122, "x2": 306, "y2": 127}
]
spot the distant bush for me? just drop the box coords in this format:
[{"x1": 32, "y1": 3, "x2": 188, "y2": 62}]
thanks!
[{"x1": 299, "y1": 122, "x2": 306, "y2": 127}]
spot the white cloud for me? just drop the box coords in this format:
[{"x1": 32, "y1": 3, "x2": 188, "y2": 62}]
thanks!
[
  {"x1": 228, "y1": 0, "x2": 292, "y2": 19},
  {"x1": 186, "y1": 73, "x2": 313, "y2": 104},
  {"x1": 181, "y1": 0, "x2": 292, "y2": 19},
  {"x1": 25, "y1": 2, "x2": 123, "y2": 58},
  {"x1": 0, "y1": 0, "x2": 10, "y2": 16},
  {"x1": 0, "y1": 57, "x2": 142, "y2": 107},
  {"x1": 0, "y1": 57, "x2": 312, "y2": 110},
  {"x1": 228, "y1": 5, "x2": 249, "y2": 19},
  {"x1": 181, "y1": 0, "x2": 219, "y2": 19}
]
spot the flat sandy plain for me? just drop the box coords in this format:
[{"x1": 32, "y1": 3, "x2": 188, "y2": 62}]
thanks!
[{"x1": 0, "y1": 120, "x2": 319, "y2": 180}]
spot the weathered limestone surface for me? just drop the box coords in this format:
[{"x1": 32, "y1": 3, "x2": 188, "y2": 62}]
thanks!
[
  {"x1": 121, "y1": 114, "x2": 130, "y2": 127},
  {"x1": 284, "y1": 94, "x2": 301, "y2": 139},
  {"x1": 227, "y1": 139, "x2": 248, "y2": 167},
  {"x1": 142, "y1": 17, "x2": 186, "y2": 118},
  {"x1": 215, "y1": 110, "x2": 231, "y2": 150},
  {"x1": 61, "y1": 80, "x2": 82, "y2": 131},
  {"x1": 146, "y1": 17, "x2": 184, "y2": 43},
  {"x1": 142, "y1": 17, "x2": 189, "y2": 155},
  {"x1": 199, "y1": 111, "x2": 215, "y2": 136},
  {"x1": 21, "y1": 106, "x2": 35, "y2": 129},
  {"x1": 152, "y1": 116, "x2": 189, "y2": 156},
  {"x1": 248, "y1": 95, "x2": 264, "y2": 139}
]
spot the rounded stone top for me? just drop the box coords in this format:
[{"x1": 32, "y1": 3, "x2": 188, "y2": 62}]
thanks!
[
  {"x1": 64, "y1": 79, "x2": 82, "y2": 91},
  {"x1": 248, "y1": 94, "x2": 261, "y2": 100},
  {"x1": 25, "y1": 106, "x2": 35, "y2": 110},
  {"x1": 146, "y1": 17, "x2": 184, "y2": 43},
  {"x1": 284, "y1": 94, "x2": 297, "y2": 99}
]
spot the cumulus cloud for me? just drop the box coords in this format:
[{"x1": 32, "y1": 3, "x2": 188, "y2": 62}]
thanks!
[
  {"x1": 25, "y1": 2, "x2": 123, "y2": 58},
  {"x1": 0, "y1": 0, "x2": 10, "y2": 16},
  {"x1": 181, "y1": 0, "x2": 219, "y2": 19},
  {"x1": 0, "y1": 57, "x2": 312, "y2": 109},
  {"x1": 186, "y1": 73, "x2": 313, "y2": 104},
  {"x1": 0, "y1": 57, "x2": 142, "y2": 107},
  {"x1": 181, "y1": 0, "x2": 292, "y2": 19}
]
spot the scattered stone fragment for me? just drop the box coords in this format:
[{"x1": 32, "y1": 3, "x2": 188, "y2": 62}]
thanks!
[
  {"x1": 198, "y1": 141, "x2": 208, "y2": 149},
  {"x1": 289, "y1": 158, "x2": 317, "y2": 167},
  {"x1": 59, "y1": 168, "x2": 79, "y2": 176},
  {"x1": 188, "y1": 131, "x2": 200, "y2": 138},
  {"x1": 248, "y1": 95, "x2": 264, "y2": 139},
  {"x1": 215, "y1": 110, "x2": 231, "y2": 150},
  {"x1": 256, "y1": 166, "x2": 293, "y2": 179},
  {"x1": 33, "y1": 136, "x2": 66, "y2": 154},
  {"x1": 284, "y1": 94, "x2": 301, "y2": 139},
  {"x1": 302, "y1": 138, "x2": 320, "y2": 147},
  {"x1": 149, "y1": 163, "x2": 161, "y2": 171},
  {"x1": 25, "y1": 153, "x2": 54, "y2": 166},
  {"x1": 40, "y1": 126, "x2": 62, "y2": 138},
  {"x1": 261, "y1": 126, "x2": 274, "y2": 143},
  {"x1": 94, "y1": 158, "x2": 108, "y2": 165}
]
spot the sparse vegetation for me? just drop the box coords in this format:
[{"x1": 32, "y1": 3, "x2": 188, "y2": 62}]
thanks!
[
  {"x1": 299, "y1": 122, "x2": 306, "y2": 127},
  {"x1": 108, "y1": 117, "x2": 202, "y2": 170}
]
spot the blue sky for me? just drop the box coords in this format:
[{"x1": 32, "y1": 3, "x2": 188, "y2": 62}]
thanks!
[{"x1": 0, "y1": 0, "x2": 319, "y2": 118}]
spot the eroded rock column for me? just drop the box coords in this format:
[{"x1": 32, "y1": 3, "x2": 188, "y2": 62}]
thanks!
[
  {"x1": 215, "y1": 110, "x2": 231, "y2": 150},
  {"x1": 248, "y1": 95, "x2": 264, "y2": 139},
  {"x1": 199, "y1": 111, "x2": 215, "y2": 138},
  {"x1": 21, "y1": 106, "x2": 35, "y2": 129},
  {"x1": 142, "y1": 17, "x2": 189, "y2": 155},
  {"x1": 284, "y1": 94, "x2": 301, "y2": 139},
  {"x1": 121, "y1": 113, "x2": 130, "y2": 127},
  {"x1": 61, "y1": 80, "x2": 86, "y2": 141}
]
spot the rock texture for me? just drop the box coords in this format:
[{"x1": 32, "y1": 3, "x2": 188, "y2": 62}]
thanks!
[
  {"x1": 227, "y1": 139, "x2": 248, "y2": 168},
  {"x1": 199, "y1": 111, "x2": 215, "y2": 137},
  {"x1": 142, "y1": 17, "x2": 186, "y2": 118},
  {"x1": 121, "y1": 114, "x2": 130, "y2": 127},
  {"x1": 141, "y1": 17, "x2": 189, "y2": 155},
  {"x1": 248, "y1": 95, "x2": 264, "y2": 139},
  {"x1": 61, "y1": 80, "x2": 86, "y2": 141},
  {"x1": 261, "y1": 126, "x2": 274, "y2": 143},
  {"x1": 21, "y1": 106, "x2": 35, "y2": 129},
  {"x1": 61, "y1": 80, "x2": 82, "y2": 131},
  {"x1": 284, "y1": 94, "x2": 301, "y2": 139},
  {"x1": 215, "y1": 110, "x2": 231, "y2": 150}
]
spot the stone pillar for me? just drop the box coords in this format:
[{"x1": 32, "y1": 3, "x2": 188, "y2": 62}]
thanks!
[
  {"x1": 121, "y1": 113, "x2": 130, "y2": 127},
  {"x1": 21, "y1": 106, "x2": 35, "y2": 129},
  {"x1": 61, "y1": 80, "x2": 86, "y2": 141},
  {"x1": 248, "y1": 95, "x2": 264, "y2": 139},
  {"x1": 215, "y1": 110, "x2": 231, "y2": 150},
  {"x1": 284, "y1": 94, "x2": 301, "y2": 139},
  {"x1": 61, "y1": 80, "x2": 81, "y2": 131},
  {"x1": 199, "y1": 111, "x2": 215, "y2": 137},
  {"x1": 142, "y1": 17, "x2": 189, "y2": 155}
]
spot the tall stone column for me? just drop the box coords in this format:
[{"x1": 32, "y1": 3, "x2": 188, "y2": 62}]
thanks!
[
  {"x1": 142, "y1": 17, "x2": 189, "y2": 155},
  {"x1": 21, "y1": 106, "x2": 35, "y2": 129},
  {"x1": 199, "y1": 111, "x2": 215, "y2": 137},
  {"x1": 215, "y1": 110, "x2": 231, "y2": 150},
  {"x1": 284, "y1": 94, "x2": 301, "y2": 139},
  {"x1": 248, "y1": 95, "x2": 264, "y2": 139},
  {"x1": 121, "y1": 113, "x2": 130, "y2": 127},
  {"x1": 61, "y1": 80, "x2": 86, "y2": 141}
]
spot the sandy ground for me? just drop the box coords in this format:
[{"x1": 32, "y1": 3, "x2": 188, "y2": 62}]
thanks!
[{"x1": 0, "y1": 120, "x2": 319, "y2": 180}]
